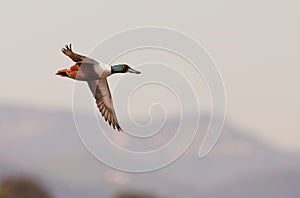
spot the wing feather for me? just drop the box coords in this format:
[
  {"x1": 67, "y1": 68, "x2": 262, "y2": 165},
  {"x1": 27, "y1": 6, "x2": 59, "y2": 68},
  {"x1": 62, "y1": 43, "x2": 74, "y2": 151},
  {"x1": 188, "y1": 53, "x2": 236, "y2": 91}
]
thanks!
[
  {"x1": 87, "y1": 79, "x2": 122, "y2": 131},
  {"x1": 61, "y1": 44, "x2": 98, "y2": 64}
]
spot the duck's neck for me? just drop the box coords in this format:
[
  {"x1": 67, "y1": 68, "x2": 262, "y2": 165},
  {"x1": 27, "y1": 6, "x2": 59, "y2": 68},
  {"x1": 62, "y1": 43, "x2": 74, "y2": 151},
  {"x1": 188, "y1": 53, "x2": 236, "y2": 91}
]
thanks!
[{"x1": 111, "y1": 65, "x2": 124, "y2": 74}]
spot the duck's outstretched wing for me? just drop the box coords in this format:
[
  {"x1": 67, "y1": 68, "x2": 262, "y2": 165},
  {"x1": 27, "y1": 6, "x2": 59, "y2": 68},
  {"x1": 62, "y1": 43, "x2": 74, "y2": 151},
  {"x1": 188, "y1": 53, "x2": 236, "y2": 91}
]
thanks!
[
  {"x1": 61, "y1": 44, "x2": 86, "y2": 62},
  {"x1": 87, "y1": 78, "x2": 122, "y2": 131}
]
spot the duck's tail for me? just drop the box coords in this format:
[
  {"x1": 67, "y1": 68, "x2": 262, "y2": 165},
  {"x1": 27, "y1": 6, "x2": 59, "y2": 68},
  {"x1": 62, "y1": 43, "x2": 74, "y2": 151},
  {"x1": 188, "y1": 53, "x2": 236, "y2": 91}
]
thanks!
[{"x1": 56, "y1": 69, "x2": 70, "y2": 77}]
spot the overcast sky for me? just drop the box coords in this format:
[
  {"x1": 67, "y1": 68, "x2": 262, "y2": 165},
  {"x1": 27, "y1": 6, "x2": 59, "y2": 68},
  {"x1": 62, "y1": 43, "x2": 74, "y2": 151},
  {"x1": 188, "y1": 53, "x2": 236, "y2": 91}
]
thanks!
[{"x1": 0, "y1": 0, "x2": 299, "y2": 152}]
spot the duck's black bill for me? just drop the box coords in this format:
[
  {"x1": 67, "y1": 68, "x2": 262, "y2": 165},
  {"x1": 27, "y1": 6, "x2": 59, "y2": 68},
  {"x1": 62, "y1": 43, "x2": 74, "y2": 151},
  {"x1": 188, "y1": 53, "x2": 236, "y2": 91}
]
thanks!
[{"x1": 127, "y1": 68, "x2": 141, "y2": 74}]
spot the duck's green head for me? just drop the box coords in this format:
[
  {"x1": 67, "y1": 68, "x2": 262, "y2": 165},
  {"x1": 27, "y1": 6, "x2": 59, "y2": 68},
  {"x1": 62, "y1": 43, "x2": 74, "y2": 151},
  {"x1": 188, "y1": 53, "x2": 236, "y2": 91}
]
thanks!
[{"x1": 111, "y1": 64, "x2": 141, "y2": 74}]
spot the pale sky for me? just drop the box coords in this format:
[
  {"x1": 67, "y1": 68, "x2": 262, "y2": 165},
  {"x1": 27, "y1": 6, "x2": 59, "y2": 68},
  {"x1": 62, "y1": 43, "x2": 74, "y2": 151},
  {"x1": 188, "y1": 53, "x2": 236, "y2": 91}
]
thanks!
[{"x1": 0, "y1": 0, "x2": 299, "y2": 151}]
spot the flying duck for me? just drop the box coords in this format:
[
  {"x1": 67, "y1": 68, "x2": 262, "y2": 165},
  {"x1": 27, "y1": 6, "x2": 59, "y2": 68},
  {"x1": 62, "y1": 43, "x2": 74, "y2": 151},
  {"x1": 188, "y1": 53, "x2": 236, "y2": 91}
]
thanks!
[{"x1": 56, "y1": 44, "x2": 141, "y2": 131}]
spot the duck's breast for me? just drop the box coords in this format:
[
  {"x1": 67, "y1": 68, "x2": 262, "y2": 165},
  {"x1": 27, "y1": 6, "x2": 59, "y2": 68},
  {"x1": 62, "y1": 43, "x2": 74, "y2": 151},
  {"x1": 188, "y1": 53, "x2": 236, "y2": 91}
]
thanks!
[
  {"x1": 99, "y1": 63, "x2": 112, "y2": 78},
  {"x1": 94, "y1": 62, "x2": 110, "y2": 77}
]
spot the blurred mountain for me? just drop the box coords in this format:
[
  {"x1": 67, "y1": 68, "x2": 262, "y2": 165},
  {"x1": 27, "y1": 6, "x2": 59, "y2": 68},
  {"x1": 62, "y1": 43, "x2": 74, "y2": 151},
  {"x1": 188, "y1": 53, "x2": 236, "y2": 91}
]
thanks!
[
  {"x1": 204, "y1": 170, "x2": 300, "y2": 198},
  {"x1": 0, "y1": 177, "x2": 52, "y2": 198},
  {"x1": 0, "y1": 105, "x2": 299, "y2": 198}
]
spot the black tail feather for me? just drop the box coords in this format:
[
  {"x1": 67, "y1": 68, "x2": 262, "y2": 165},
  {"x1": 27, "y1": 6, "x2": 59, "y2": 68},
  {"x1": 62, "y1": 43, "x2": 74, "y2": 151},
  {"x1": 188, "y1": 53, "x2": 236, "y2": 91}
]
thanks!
[{"x1": 56, "y1": 71, "x2": 68, "y2": 77}]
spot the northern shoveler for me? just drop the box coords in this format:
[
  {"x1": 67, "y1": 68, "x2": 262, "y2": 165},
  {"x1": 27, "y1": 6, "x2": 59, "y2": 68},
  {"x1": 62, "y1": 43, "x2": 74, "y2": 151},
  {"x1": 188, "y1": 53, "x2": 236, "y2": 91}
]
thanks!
[{"x1": 56, "y1": 44, "x2": 141, "y2": 131}]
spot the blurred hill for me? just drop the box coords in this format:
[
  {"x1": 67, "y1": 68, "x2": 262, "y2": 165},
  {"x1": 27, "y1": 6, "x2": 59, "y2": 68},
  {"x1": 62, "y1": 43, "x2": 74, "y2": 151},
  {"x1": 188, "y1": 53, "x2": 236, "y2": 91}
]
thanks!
[
  {"x1": 0, "y1": 105, "x2": 299, "y2": 198},
  {"x1": 0, "y1": 177, "x2": 52, "y2": 198}
]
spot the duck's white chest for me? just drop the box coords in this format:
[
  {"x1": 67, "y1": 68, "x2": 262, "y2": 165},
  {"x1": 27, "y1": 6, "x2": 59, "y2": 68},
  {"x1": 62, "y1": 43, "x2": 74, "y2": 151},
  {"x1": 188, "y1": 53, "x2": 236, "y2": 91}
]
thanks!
[{"x1": 94, "y1": 63, "x2": 111, "y2": 78}]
